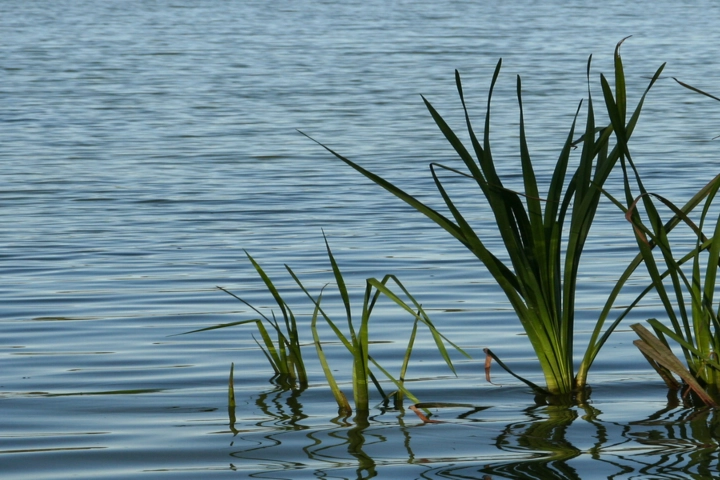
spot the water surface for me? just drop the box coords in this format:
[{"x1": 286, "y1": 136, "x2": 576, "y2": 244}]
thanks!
[{"x1": 2, "y1": 1, "x2": 720, "y2": 478}]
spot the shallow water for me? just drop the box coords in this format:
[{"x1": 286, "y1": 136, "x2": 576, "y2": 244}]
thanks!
[{"x1": 2, "y1": 1, "x2": 720, "y2": 478}]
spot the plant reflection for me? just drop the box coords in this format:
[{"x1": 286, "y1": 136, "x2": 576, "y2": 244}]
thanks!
[
  {"x1": 479, "y1": 403, "x2": 610, "y2": 479},
  {"x1": 623, "y1": 393, "x2": 720, "y2": 479},
  {"x1": 305, "y1": 414, "x2": 378, "y2": 478},
  {"x1": 227, "y1": 384, "x2": 310, "y2": 473},
  {"x1": 225, "y1": 385, "x2": 720, "y2": 479}
]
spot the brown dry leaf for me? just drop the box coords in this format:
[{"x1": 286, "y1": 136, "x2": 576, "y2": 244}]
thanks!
[
  {"x1": 484, "y1": 350, "x2": 493, "y2": 383},
  {"x1": 408, "y1": 405, "x2": 443, "y2": 424}
]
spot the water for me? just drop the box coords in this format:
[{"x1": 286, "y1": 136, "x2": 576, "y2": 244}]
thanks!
[{"x1": 2, "y1": 1, "x2": 720, "y2": 478}]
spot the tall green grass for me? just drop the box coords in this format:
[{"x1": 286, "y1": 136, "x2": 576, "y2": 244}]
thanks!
[
  {"x1": 186, "y1": 235, "x2": 467, "y2": 415},
  {"x1": 183, "y1": 252, "x2": 308, "y2": 388},
  {"x1": 303, "y1": 40, "x2": 665, "y2": 395},
  {"x1": 610, "y1": 78, "x2": 720, "y2": 406},
  {"x1": 293, "y1": 234, "x2": 468, "y2": 415},
  {"x1": 618, "y1": 173, "x2": 720, "y2": 407}
]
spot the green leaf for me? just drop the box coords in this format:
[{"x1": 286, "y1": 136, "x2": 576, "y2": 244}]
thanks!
[{"x1": 311, "y1": 291, "x2": 353, "y2": 415}]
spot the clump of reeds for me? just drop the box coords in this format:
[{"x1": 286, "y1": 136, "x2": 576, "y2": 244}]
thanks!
[
  {"x1": 186, "y1": 234, "x2": 467, "y2": 416},
  {"x1": 613, "y1": 77, "x2": 720, "y2": 407},
  {"x1": 295, "y1": 234, "x2": 468, "y2": 415},
  {"x1": 183, "y1": 252, "x2": 308, "y2": 388},
  {"x1": 303, "y1": 38, "x2": 665, "y2": 396}
]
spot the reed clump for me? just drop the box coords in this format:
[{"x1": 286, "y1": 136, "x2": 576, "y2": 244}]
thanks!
[
  {"x1": 207, "y1": 41, "x2": 720, "y2": 410},
  {"x1": 303, "y1": 38, "x2": 666, "y2": 396},
  {"x1": 186, "y1": 234, "x2": 467, "y2": 416},
  {"x1": 612, "y1": 78, "x2": 720, "y2": 407}
]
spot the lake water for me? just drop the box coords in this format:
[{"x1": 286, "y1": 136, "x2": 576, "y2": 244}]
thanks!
[{"x1": 2, "y1": 1, "x2": 720, "y2": 478}]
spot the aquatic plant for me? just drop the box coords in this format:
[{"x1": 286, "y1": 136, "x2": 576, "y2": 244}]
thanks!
[
  {"x1": 291, "y1": 234, "x2": 467, "y2": 415},
  {"x1": 180, "y1": 254, "x2": 314, "y2": 388},
  {"x1": 611, "y1": 78, "x2": 720, "y2": 406},
  {"x1": 183, "y1": 252, "x2": 308, "y2": 388},
  {"x1": 187, "y1": 235, "x2": 467, "y2": 415},
  {"x1": 303, "y1": 39, "x2": 664, "y2": 396}
]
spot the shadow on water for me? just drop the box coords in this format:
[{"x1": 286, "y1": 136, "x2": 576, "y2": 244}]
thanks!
[{"x1": 223, "y1": 384, "x2": 720, "y2": 479}]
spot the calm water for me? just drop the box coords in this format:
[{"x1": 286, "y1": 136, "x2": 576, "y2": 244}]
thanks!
[{"x1": 2, "y1": 1, "x2": 720, "y2": 478}]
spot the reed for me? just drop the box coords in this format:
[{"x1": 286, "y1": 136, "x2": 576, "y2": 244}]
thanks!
[
  {"x1": 289, "y1": 234, "x2": 469, "y2": 415},
  {"x1": 182, "y1": 252, "x2": 308, "y2": 388},
  {"x1": 185, "y1": 235, "x2": 467, "y2": 414},
  {"x1": 303, "y1": 39, "x2": 665, "y2": 396},
  {"x1": 611, "y1": 78, "x2": 720, "y2": 406},
  {"x1": 619, "y1": 175, "x2": 720, "y2": 406}
]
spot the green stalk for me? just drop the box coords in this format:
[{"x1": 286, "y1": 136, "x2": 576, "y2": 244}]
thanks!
[
  {"x1": 228, "y1": 363, "x2": 236, "y2": 408},
  {"x1": 178, "y1": 255, "x2": 308, "y2": 387},
  {"x1": 394, "y1": 317, "x2": 418, "y2": 405},
  {"x1": 244, "y1": 252, "x2": 308, "y2": 385},
  {"x1": 310, "y1": 291, "x2": 352, "y2": 415}
]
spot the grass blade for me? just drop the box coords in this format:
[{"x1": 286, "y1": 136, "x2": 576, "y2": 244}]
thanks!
[
  {"x1": 483, "y1": 348, "x2": 547, "y2": 394},
  {"x1": 311, "y1": 291, "x2": 353, "y2": 415},
  {"x1": 228, "y1": 363, "x2": 236, "y2": 408}
]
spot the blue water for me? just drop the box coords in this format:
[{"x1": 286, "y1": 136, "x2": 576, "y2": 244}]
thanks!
[{"x1": 2, "y1": 1, "x2": 720, "y2": 478}]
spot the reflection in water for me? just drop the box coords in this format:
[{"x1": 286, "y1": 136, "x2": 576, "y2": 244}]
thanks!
[
  {"x1": 226, "y1": 384, "x2": 399, "y2": 478},
  {"x1": 308, "y1": 414, "x2": 378, "y2": 478},
  {"x1": 625, "y1": 401, "x2": 720, "y2": 479},
  {"x1": 225, "y1": 386, "x2": 720, "y2": 479},
  {"x1": 228, "y1": 384, "x2": 310, "y2": 473},
  {"x1": 487, "y1": 405, "x2": 586, "y2": 479},
  {"x1": 480, "y1": 403, "x2": 611, "y2": 479}
]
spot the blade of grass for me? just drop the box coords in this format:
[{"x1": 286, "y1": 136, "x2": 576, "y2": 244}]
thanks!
[
  {"x1": 228, "y1": 363, "x2": 236, "y2": 408},
  {"x1": 673, "y1": 78, "x2": 720, "y2": 102},
  {"x1": 394, "y1": 317, "x2": 419, "y2": 405},
  {"x1": 311, "y1": 291, "x2": 353, "y2": 415},
  {"x1": 483, "y1": 348, "x2": 548, "y2": 394}
]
